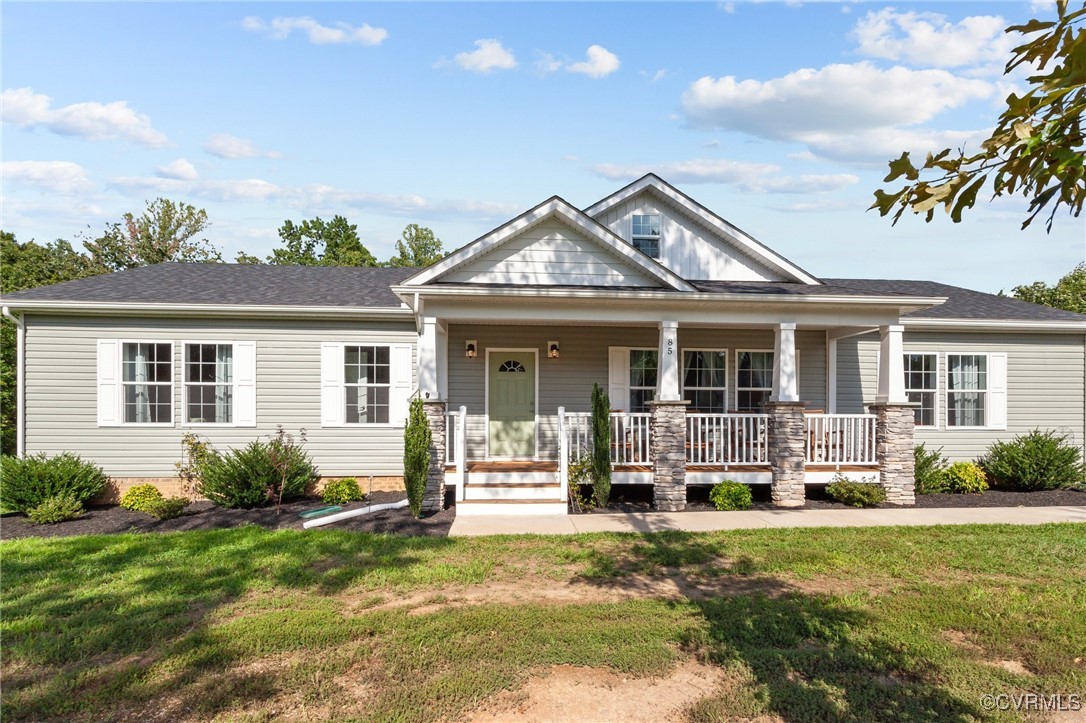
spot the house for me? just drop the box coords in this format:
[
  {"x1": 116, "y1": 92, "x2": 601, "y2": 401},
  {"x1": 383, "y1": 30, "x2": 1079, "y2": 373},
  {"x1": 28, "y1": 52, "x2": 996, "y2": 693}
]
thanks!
[{"x1": 4, "y1": 175, "x2": 1085, "y2": 515}]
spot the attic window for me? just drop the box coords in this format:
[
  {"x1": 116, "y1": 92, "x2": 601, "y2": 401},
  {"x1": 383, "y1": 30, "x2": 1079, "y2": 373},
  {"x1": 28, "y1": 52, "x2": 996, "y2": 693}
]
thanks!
[{"x1": 631, "y1": 214, "x2": 661, "y2": 258}]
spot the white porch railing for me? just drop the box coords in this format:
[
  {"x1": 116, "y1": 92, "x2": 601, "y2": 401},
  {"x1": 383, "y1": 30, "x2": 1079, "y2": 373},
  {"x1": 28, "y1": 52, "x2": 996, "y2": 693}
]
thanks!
[
  {"x1": 446, "y1": 406, "x2": 468, "y2": 501},
  {"x1": 804, "y1": 413, "x2": 877, "y2": 465},
  {"x1": 610, "y1": 412, "x2": 652, "y2": 465},
  {"x1": 686, "y1": 413, "x2": 769, "y2": 465}
]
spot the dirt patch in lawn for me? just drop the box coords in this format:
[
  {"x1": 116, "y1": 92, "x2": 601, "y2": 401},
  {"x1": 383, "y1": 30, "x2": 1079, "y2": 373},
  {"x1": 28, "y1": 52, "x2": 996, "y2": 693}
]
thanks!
[{"x1": 466, "y1": 659, "x2": 742, "y2": 723}]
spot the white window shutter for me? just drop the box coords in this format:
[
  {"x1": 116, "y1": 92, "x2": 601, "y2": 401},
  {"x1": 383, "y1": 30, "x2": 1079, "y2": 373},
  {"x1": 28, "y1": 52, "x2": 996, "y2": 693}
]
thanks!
[
  {"x1": 233, "y1": 341, "x2": 257, "y2": 427},
  {"x1": 608, "y1": 347, "x2": 629, "y2": 411},
  {"x1": 320, "y1": 343, "x2": 345, "y2": 427},
  {"x1": 989, "y1": 353, "x2": 1008, "y2": 430},
  {"x1": 389, "y1": 343, "x2": 414, "y2": 426},
  {"x1": 97, "y1": 340, "x2": 122, "y2": 426}
]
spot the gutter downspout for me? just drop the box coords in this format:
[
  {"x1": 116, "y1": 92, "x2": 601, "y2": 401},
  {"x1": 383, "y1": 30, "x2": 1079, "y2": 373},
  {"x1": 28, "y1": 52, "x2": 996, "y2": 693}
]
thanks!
[{"x1": 2, "y1": 307, "x2": 25, "y2": 457}]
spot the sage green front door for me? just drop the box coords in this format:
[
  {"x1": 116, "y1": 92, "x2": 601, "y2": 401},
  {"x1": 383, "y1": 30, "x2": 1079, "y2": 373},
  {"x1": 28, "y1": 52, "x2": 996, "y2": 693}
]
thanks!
[{"x1": 488, "y1": 353, "x2": 536, "y2": 457}]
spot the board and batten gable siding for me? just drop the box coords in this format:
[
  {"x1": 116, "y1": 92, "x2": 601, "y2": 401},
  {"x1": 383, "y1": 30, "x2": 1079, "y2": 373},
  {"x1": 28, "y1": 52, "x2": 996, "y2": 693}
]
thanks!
[
  {"x1": 835, "y1": 330, "x2": 1086, "y2": 461},
  {"x1": 23, "y1": 314, "x2": 417, "y2": 477},
  {"x1": 447, "y1": 324, "x2": 826, "y2": 460},
  {"x1": 441, "y1": 219, "x2": 660, "y2": 287},
  {"x1": 591, "y1": 191, "x2": 782, "y2": 281}
]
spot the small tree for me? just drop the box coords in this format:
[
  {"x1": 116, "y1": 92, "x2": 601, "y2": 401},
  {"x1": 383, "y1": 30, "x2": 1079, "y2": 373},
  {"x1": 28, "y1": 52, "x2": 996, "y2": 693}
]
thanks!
[
  {"x1": 403, "y1": 397, "x2": 432, "y2": 518},
  {"x1": 590, "y1": 383, "x2": 612, "y2": 508}
]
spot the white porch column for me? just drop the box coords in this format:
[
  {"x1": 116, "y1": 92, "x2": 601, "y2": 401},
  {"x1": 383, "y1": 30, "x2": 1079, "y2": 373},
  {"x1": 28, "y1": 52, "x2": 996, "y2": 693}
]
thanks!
[
  {"x1": 656, "y1": 320, "x2": 680, "y2": 401},
  {"x1": 436, "y1": 321, "x2": 448, "y2": 401},
  {"x1": 418, "y1": 316, "x2": 440, "y2": 400},
  {"x1": 875, "y1": 324, "x2": 907, "y2": 404},
  {"x1": 770, "y1": 322, "x2": 800, "y2": 403}
]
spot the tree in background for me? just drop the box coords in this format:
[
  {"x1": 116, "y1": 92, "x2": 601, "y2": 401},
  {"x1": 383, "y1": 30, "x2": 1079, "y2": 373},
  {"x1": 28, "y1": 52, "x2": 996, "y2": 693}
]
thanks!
[
  {"x1": 269, "y1": 216, "x2": 377, "y2": 267},
  {"x1": 872, "y1": 1, "x2": 1085, "y2": 231},
  {"x1": 83, "y1": 198, "x2": 221, "y2": 271},
  {"x1": 1012, "y1": 263, "x2": 1086, "y2": 313},
  {"x1": 386, "y1": 224, "x2": 445, "y2": 268}
]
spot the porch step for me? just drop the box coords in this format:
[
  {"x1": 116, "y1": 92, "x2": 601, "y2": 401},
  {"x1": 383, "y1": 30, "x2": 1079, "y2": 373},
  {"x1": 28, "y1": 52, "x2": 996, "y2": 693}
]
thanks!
[
  {"x1": 465, "y1": 482, "x2": 561, "y2": 501},
  {"x1": 456, "y1": 499, "x2": 568, "y2": 517},
  {"x1": 467, "y1": 471, "x2": 556, "y2": 486}
]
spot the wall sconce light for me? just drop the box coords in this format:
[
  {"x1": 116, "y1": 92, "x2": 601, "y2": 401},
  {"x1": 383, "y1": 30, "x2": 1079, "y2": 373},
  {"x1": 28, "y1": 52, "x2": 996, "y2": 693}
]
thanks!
[
  {"x1": 547, "y1": 341, "x2": 560, "y2": 359},
  {"x1": 465, "y1": 340, "x2": 477, "y2": 359}
]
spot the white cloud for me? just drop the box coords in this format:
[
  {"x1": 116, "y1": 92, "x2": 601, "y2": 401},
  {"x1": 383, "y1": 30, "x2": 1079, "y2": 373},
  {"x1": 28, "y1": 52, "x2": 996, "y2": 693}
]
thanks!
[
  {"x1": 1, "y1": 87, "x2": 169, "y2": 147},
  {"x1": 640, "y1": 68, "x2": 667, "y2": 83},
  {"x1": 681, "y1": 62, "x2": 993, "y2": 163},
  {"x1": 156, "y1": 158, "x2": 199, "y2": 181},
  {"x1": 242, "y1": 16, "x2": 388, "y2": 45},
  {"x1": 203, "y1": 134, "x2": 281, "y2": 160},
  {"x1": 567, "y1": 45, "x2": 620, "y2": 78},
  {"x1": 1, "y1": 160, "x2": 94, "y2": 195},
  {"x1": 590, "y1": 158, "x2": 858, "y2": 194},
  {"x1": 720, "y1": 2, "x2": 737, "y2": 14},
  {"x1": 111, "y1": 175, "x2": 284, "y2": 203},
  {"x1": 1031, "y1": 0, "x2": 1057, "y2": 13},
  {"x1": 534, "y1": 52, "x2": 563, "y2": 75},
  {"x1": 454, "y1": 39, "x2": 517, "y2": 73},
  {"x1": 851, "y1": 9, "x2": 1015, "y2": 71}
]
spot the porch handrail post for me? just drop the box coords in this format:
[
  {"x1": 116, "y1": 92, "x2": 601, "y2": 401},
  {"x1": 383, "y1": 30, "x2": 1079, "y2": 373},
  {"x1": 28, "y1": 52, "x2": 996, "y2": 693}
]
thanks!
[
  {"x1": 455, "y1": 406, "x2": 467, "y2": 502},
  {"x1": 558, "y1": 406, "x2": 569, "y2": 503}
]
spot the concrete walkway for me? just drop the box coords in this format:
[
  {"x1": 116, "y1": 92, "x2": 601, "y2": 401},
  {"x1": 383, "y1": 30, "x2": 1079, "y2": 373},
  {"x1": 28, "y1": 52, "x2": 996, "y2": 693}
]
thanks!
[{"x1": 448, "y1": 505, "x2": 1085, "y2": 537}]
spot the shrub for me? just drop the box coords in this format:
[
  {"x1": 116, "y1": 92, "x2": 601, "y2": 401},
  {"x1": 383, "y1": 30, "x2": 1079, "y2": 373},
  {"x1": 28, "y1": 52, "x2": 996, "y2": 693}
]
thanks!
[
  {"x1": 144, "y1": 497, "x2": 189, "y2": 520},
  {"x1": 590, "y1": 383, "x2": 612, "y2": 508},
  {"x1": 120, "y1": 484, "x2": 164, "y2": 512},
  {"x1": 403, "y1": 398, "x2": 431, "y2": 518},
  {"x1": 980, "y1": 428, "x2": 1086, "y2": 491},
  {"x1": 709, "y1": 480, "x2": 753, "y2": 511},
  {"x1": 914, "y1": 443, "x2": 949, "y2": 494},
  {"x1": 940, "y1": 461, "x2": 988, "y2": 494},
  {"x1": 0, "y1": 452, "x2": 107, "y2": 513},
  {"x1": 26, "y1": 494, "x2": 84, "y2": 524},
  {"x1": 566, "y1": 451, "x2": 596, "y2": 513},
  {"x1": 322, "y1": 477, "x2": 364, "y2": 505},
  {"x1": 826, "y1": 476, "x2": 886, "y2": 507},
  {"x1": 197, "y1": 433, "x2": 319, "y2": 509}
]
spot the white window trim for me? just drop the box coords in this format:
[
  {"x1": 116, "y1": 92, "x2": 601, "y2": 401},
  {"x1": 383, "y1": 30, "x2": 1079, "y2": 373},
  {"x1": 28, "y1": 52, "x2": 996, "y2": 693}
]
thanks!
[
  {"x1": 483, "y1": 347, "x2": 540, "y2": 461},
  {"x1": 119, "y1": 340, "x2": 175, "y2": 427},
  {"x1": 181, "y1": 341, "x2": 240, "y2": 428},
  {"x1": 903, "y1": 351, "x2": 939, "y2": 429},
  {"x1": 735, "y1": 349, "x2": 774, "y2": 412},
  {"x1": 630, "y1": 213, "x2": 662, "y2": 259},
  {"x1": 681, "y1": 348, "x2": 728, "y2": 413},
  {"x1": 343, "y1": 343, "x2": 395, "y2": 427},
  {"x1": 945, "y1": 351, "x2": 990, "y2": 430}
]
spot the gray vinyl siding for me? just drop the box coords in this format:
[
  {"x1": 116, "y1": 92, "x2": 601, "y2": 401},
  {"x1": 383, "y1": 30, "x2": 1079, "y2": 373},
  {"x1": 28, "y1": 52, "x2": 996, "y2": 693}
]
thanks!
[
  {"x1": 24, "y1": 314, "x2": 417, "y2": 477},
  {"x1": 836, "y1": 330, "x2": 1086, "y2": 461},
  {"x1": 448, "y1": 324, "x2": 826, "y2": 460}
]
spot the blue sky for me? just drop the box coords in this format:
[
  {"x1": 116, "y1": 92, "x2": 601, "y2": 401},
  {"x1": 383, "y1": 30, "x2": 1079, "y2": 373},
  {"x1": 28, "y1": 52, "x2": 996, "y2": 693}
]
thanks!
[{"x1": 3, "y1": 1, "x2": 1083, "y2": 292}]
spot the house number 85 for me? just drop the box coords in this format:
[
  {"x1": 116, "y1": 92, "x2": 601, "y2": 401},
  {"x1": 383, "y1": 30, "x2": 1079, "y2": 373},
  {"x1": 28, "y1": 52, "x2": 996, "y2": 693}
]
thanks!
[{"x1": 667, "y1": 338, "x2": 674, "y2": 355}]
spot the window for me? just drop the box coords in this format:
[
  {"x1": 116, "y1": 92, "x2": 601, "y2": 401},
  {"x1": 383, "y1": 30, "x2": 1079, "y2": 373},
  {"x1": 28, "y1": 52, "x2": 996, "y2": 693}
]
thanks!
[
  {"x1": 947, "y1": 354, "x2": 987, "y2": 427},
  {"x1": 904, "y1": 353, "x2": 937, "y2": 427},
  {"x1": 683, "y1": 350, "x2": 727, "y2": 412},
  {"x1": 631, "y1": 214, "x2": 661, "y2": 258},
  {"x1": 185, "y1": 343, "x2": 234, "y2": 424},
  {"x1": 345, "y1": 345, "x2": 390, "y2": 424},
  {"x1": 629, "y1": 349, "x2": 657, "y2": 412},
  {"x1": 736, "y1": 351, "x2": 773, "y2": 412},
  {"x1": 122, "y1": 342, "x2": 172, "y2": 424}
]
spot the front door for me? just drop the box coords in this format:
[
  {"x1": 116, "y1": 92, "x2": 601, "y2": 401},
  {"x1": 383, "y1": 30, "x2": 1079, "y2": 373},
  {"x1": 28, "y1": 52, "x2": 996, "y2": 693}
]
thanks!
[{"x1": 488, "y1": 351, "x2": 536, "y2": 457}]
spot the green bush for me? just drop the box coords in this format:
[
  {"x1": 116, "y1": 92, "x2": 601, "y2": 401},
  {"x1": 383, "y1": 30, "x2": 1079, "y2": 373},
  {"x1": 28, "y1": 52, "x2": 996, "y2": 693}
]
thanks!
[
  {"x1": 709, "y1": 480, "x2": 753, "y2": 511},
  {"x1": 591, "y1": 383, "x2": 612, "y2": 508},
  {"x1": 941, "y1": 461, "x2": 988, "y2": 494},
  {"x1": 322, "y1": 477, "x2": 364, "y2": 505},
  {"x1": 144, "y1": 497, "x2": 189, "y2": 520},
  {"x1": 197, "y1": 436, "x2": 319, "y2": 509},
  {"x1": 826, "y1": 476, "x2": 887, "y2": 507},
  {"x1": 403, "y1": 398, "x2": 431, "y2": 518},
  {"x1": 980, "y1": 429, "x2": 1086, "y2": 491},
  {"x1": 0, "y1": 453, "x2": 107, "y2": 513},
  {"x1": 120, "y1": 484, "x2": 164, "y2": 512},
  {"x1": 914, "y1": 443, "x2": 949, "y2": 494},
  {"x1": 26, "y1": 494, "x2": 84, "y2": 524}
]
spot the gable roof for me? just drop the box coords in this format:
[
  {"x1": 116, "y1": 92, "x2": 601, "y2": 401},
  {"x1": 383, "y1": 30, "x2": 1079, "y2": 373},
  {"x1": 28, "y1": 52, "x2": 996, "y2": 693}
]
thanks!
[
  {"x1": 584, "y1": 173, "x2": 822, "y2": 285},
  {"x1": 402, "y1": 195, "x2": 697, "y2": 292},
  {"x1": 2, "y1": 263, "x2": 414, "y2": 309}
]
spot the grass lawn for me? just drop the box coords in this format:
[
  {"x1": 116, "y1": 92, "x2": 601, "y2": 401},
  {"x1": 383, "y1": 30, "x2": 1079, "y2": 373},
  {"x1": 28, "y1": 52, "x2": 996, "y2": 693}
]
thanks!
[{"x1": 2, "y1": 524, "x2": 1084, "y2": 721}]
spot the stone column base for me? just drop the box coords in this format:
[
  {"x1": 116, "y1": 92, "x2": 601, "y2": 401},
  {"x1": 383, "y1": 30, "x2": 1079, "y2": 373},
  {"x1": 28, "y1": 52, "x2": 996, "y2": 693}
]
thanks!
[
  {"x1": 421, "y1": 399, "x2": 448, "y2": 513},
  {"x1": 764, "y1": 401, "x2": 807, "y2": 507},
  {"x1": 648, "y1": 400, "x2": 689, "y2": 511},
  {"x1": 870, "y1": 403, "x2": 916, "y2": 506}
]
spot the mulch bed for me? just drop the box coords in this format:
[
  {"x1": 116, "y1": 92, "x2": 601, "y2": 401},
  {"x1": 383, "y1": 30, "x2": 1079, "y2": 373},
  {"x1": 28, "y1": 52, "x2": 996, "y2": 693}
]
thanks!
[{"x1": 0, "y1": 491, "x2": 455, "y2": 541}]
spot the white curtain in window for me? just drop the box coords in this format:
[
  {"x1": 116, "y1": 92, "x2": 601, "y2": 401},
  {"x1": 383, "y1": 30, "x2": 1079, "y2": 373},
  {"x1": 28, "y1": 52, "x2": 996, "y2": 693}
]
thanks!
[
  {"x1": 130, "y1": 344, "x2": 151, "y2": 423},
  {"x1": 949, "y1": 355, "x2": 984, "y2": 426},
  {"x1": 215, "y1": 344, "x2": 233, "y2": 423}
]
